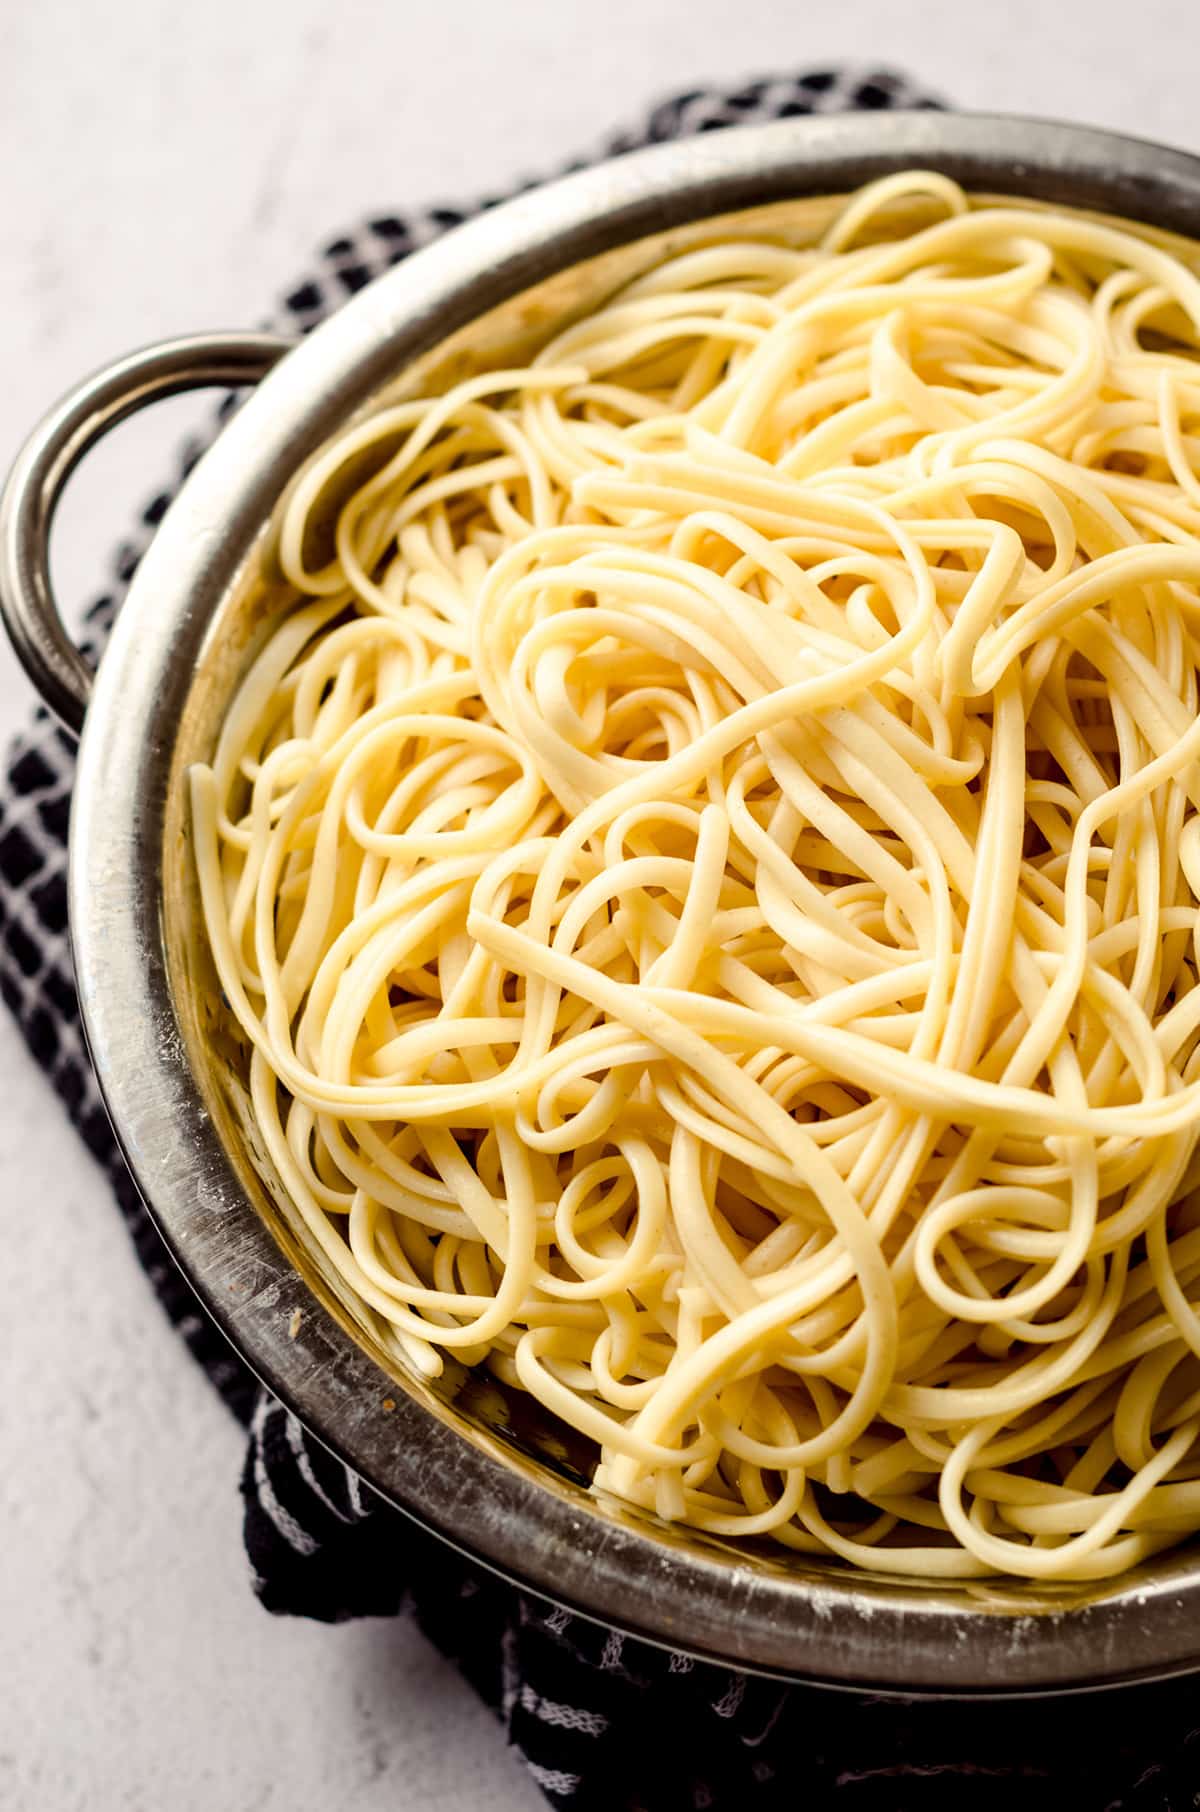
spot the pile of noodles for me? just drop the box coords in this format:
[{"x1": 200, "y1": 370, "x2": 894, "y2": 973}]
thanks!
[{"x1": 192, "y1": 173, "x2": 1200, "y2": 1579}]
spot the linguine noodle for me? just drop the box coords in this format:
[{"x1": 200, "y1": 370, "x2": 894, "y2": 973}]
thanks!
[{"x1": 191, "y1": 173, "x2": 1200, "y2": 1580}]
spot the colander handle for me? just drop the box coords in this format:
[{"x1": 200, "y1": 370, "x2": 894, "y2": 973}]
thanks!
[{"x1": 0, "y1": 333, "x2": 291, "y2": 736}]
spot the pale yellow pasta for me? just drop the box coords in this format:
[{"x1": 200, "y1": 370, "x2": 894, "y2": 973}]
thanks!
[{"x1": 191, "y1": 174, "x2": 1200, "y2": 1580}]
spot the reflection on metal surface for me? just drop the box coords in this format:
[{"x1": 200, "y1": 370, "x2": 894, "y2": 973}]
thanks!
[{"x1": 46, "y1": 114, "x2": 1200, "y2": 1691}]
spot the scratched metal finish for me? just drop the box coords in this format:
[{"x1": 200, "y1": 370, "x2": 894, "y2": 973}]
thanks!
[{"x1": 39, "y1": 115, "x2": 1200, "y2": 1690}]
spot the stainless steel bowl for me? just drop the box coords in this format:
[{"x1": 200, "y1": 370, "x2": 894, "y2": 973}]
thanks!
[{"x1": 6, "y1": 111, "x2": 1200, "y2": 1695}]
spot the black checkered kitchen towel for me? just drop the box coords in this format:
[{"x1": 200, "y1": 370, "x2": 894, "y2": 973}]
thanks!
[{"x1": 4, "y1": 65, "x2": 1200, "y2": 1811}]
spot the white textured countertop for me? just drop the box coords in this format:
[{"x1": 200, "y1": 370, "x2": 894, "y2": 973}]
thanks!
[{"x1": 3, "y1": 3, "x2": 1199, "y2": 1806}]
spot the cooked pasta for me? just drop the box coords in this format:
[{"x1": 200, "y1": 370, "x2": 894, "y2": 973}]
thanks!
[{"x1": 191, "y1": 172, "x2": 1200, "y2": 1580}]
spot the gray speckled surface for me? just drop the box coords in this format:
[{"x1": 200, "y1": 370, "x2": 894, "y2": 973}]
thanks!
[{"x1": 1, "y1": 2, "x2": 1198, "y2": 1805}]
